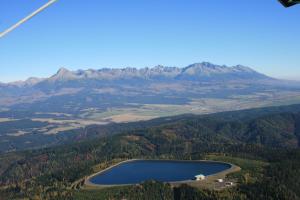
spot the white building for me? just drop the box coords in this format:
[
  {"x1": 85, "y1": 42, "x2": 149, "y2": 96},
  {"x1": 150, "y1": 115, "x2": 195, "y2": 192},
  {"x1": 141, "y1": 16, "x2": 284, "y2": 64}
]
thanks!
[
  {"x1": 225, "y1": 182, "x2": 234, "y2": 186},
  {"x1": 194, "y1": 174, "x2": 205, "y2": 181}
]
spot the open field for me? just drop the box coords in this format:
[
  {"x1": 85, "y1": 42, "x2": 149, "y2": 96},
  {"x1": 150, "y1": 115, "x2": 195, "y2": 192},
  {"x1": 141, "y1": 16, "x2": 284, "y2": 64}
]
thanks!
[
  {"x1": 3, "y1": 92, "x2": 300, "y2": 137},
  {"x1": 1, "y1": 91, "x2": 300, "y2": 153}
]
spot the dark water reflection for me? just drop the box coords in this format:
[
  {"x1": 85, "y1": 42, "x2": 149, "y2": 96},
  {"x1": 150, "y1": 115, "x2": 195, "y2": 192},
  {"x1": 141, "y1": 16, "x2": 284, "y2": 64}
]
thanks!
[{"x1": 90, "y1": 160, "x2": 231, "y2": 185}]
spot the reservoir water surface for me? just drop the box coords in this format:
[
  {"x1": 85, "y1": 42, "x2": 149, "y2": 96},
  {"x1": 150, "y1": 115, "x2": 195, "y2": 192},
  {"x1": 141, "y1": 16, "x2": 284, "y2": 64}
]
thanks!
[{"x1": 89, "y1": 160, "x2": 231, "y2": 185}]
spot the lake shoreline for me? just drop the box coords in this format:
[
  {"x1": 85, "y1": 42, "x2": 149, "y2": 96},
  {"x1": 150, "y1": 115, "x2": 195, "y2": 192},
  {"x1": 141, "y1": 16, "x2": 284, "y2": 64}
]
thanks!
[{"x1": 84, "y1": 159, "x2": 240, "y2": 189}]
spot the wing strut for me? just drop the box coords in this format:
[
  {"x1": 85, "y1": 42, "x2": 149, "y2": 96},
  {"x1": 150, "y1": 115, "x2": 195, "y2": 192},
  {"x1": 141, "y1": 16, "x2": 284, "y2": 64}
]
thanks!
[{"x1": 0, "y1": 0, "x2": 58, "y2": 38}]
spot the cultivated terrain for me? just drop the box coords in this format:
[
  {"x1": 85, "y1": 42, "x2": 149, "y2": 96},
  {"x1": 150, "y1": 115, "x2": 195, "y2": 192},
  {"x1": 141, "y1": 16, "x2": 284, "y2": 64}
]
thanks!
[{"x1": 1, "y1": 62, "x2": 300, "y2": 152}]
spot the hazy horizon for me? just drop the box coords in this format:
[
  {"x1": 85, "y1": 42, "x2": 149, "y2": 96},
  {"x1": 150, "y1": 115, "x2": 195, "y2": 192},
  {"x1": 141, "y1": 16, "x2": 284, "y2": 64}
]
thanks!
[
  {"x1": 1, "y1": 0, "x2": 300, "y2": 82},
  {"x1": 0, "y1": 62, "x2": 299, "y2": 83}
]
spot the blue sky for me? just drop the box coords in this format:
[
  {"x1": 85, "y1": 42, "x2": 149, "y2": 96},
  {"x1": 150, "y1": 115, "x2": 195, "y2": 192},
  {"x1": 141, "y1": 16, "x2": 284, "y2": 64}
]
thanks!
[{"x1": 0, "y1": 0, "x2": 299, "y2": 82}]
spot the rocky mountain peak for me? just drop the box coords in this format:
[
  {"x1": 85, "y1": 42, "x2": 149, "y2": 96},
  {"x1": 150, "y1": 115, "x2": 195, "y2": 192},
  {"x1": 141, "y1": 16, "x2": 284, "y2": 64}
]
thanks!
[
  {"x1": 56, "y1": 67, "x2": 71, "y2": 75},
  {"x1": 50, "y1": 67, "x2": 77, "y2": 81},
  {"x1": 3, "y1": 62, "x2": 271, "y2": 86}
]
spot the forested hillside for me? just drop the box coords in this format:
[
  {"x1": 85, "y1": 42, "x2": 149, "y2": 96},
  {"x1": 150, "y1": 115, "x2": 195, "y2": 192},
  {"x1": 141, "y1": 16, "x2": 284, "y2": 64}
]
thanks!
[
  {"x1": 2, "y1": 62, "x2": 300, "y2": 153},
  {"x1": 1, "y1": 105, "x2": 300, "y2": 199}
]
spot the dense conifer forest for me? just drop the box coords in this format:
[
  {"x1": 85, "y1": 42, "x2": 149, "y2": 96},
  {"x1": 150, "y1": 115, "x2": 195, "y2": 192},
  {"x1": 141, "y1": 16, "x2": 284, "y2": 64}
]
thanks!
[{"x1": 1, "y1": 104, "x2": 300, "y2": 199}]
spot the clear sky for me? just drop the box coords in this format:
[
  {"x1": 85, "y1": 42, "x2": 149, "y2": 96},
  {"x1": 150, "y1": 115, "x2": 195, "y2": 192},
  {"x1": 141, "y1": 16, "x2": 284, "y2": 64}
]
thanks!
[{"x1": 0, "y1": 0, "x2": 299, "y2": 82}]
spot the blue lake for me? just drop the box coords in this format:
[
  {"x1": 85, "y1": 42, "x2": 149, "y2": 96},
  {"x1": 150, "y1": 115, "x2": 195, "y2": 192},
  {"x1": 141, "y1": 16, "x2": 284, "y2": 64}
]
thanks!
[{"x1": 89, "y1": 160, "x2": 231, "y2": 185}]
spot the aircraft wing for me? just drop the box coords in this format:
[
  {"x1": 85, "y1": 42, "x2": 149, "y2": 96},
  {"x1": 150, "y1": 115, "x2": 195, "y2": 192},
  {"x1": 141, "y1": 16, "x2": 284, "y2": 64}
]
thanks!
[{"x1": 279, "y1": 0, "x2": 300, "y2": 7}]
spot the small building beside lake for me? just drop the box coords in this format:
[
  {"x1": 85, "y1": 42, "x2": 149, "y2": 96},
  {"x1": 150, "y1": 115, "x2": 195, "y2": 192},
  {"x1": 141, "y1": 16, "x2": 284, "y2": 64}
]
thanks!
[{"x1": 194, "y1": 174, "x2": 205, "y2": 181}]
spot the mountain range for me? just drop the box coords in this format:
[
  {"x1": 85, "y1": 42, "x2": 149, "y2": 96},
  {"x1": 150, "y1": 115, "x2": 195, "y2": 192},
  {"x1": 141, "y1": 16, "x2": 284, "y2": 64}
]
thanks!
[
  {"x1": 1, "y1": 61, "x2": 300, "y2": 114},
  {"x1": 1, "y1": 62, "x2": 300, "y2": 152},
  {"x1": 3, "y1": 62, "x2": 270, "y2": 88},
  {"x1": 0, "y1": 62, "x2": 280, "y2": 107},
  {"x1": 1, "y1": 61, "x2": 299, "y2": 113}
]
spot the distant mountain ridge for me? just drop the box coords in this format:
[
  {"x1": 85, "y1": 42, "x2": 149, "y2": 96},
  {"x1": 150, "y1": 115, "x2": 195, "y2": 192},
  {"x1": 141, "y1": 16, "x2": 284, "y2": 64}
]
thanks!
[
  {"x1": 0, "y1": 61, "x2": 298, "y2": 113},
  {"x1": 4, "y1": 62, "x2": 271, "y2": 87},
  {"x1": 1, "y1": 62, "x2": 300, "y2": 154}
]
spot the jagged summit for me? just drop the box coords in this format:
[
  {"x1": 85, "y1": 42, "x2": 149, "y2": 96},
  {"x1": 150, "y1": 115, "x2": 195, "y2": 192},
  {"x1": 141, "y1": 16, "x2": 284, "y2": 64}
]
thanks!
[
  {"x1": 184, "y1": 62, "x2": 255, "y2": 74},
  {"x1": 49, "y1": 67, "x2": 77, "y2": 81},
  {"x1": 56, "y1": 67, "x2": 70, "y2": 75},
  {"x1": 5, "y1": 62, "x2": 271, "y2": 86},
  {"x1": 179, "y1": 62, "x2": 266, "y2": 81}
]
